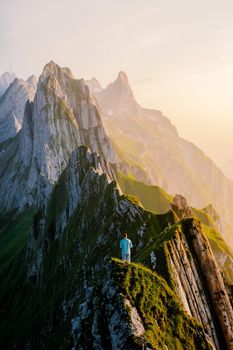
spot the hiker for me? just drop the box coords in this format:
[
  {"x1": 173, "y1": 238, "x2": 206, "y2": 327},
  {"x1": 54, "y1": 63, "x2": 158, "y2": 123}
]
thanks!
[{"x1": 120, "y1": 233, "x2": 133, "y2": 262}]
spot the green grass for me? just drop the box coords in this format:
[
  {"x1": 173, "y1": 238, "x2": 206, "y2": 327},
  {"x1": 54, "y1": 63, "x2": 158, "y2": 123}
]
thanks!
[
  {"x1": 111, "y1": 258, "x2": 211, "y2": 350},
  {"x1": 117, "y1": 171, "x2": 173, "y2": 213},
  {"x1": 192, "y1": 207, "x2": 216, "y2": 228},
  {"x1": 193, "y1": 207, "x2": 233, "y2": 284}
]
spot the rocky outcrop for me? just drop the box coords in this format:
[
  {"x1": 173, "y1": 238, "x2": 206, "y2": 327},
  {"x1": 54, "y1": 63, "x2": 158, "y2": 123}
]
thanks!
[
  {"x1": 166, "y1": 219, "x2": 233, "y2": 350},
  {"x1": 0, "y1": 75, "x2": 37, "y2": 142},
  {"x1": 70, "y1": 259, "x2": 213, "y2": 350},
  {"x1": 168, "y1": 228, "x2": 220, "y2": 349},
  {"x1": 170, "y1": 195, "x2": 233, "y2": 290},
  {"x1": 170, "y1": 194, "x2": 194, "y2": 219},
  {"x1": 186, "y1": 220, "x2": 233, "y2": 349},
  {"x1": 85, "y1": 77, "x2": 103, "y2": 95},
  {"x1": 70, "y1": 273, "x2": 145, "y2": 350}
]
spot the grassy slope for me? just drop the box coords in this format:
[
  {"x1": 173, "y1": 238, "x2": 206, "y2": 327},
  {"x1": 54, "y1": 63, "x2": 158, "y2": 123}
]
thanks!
[
  {"x1": 117, "y1": 171, "x2": 172, "y2": 213},
  {"x1": 193, "y1": 207, "x2": 233, "y2": 284},
  {"x1": 112, "y1": 258, "x2": 211, "y2": 350},
  {"x1": 117, "y1": 172, "x2": 233, "y2": 285}
]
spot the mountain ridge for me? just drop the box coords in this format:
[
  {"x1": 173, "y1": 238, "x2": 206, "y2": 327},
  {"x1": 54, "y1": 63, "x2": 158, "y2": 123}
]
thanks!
[
  {"x1": 0, "y1": 61, "x2": 233, "y2": 349},
  {"x1": 87, "y1": 71, "x2": 233, "y2": 248}
]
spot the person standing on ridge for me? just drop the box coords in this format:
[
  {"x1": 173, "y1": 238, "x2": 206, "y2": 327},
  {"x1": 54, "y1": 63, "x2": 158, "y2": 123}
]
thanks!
[{"x1": 120, "y1": 233, "x2": 133, "y2": 262}]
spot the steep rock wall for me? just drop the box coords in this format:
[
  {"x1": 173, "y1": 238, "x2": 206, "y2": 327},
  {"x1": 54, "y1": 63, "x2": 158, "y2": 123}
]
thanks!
[{"x1": 166, "y1": 219, "x2": 233, "y2": 350}]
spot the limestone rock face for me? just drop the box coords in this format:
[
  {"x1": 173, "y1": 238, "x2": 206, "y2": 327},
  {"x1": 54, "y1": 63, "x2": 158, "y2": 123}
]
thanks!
[
  {"x1": 189, "y1": 222, "x2": 233, "y2": 350},
  {"x1": 167, "y1": 219, "x2": 233, "y2": 350},
  {"x1": 170, "y1": 194, "x2": 194, "y2": 219},
  {"x1": 0, "y1": 72, "x2": 16, "y2": 97},
  {"x1": 0, "y1": 61, "x2": 116, "y2": 212},
  {"x1": 85, "y1": 77, "x2": 103, "y2": 95},
  {"x1": 26, "y1": 146, "x2": 116, "y2": 276},
  {"x1": 0, "y1": 76, "x2": 37, "y2": 142},
  {"x1": 71, "y1": 272, "x2": 145, "y2": 350}
]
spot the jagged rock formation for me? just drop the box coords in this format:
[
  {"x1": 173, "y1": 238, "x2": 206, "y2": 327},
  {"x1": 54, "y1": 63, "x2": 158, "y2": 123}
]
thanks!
[
  {"x1": 89, "y1": 71, "x2": 233, "y2": 248},
  {"x1": 94, "y1": 71, "x2": 141, "y2": 118},
  {"x1": 0, "y1": 75, "x2": 37, "y2": 143},
  {"x1": 85, "y1": 77, "x2": 103, "y2": 95},
  {"x1": 0, "y1": 61, "x2": 116, "y2": 211},
  {"x1": 170, "y1": 194, "x2": 194, "y2": 219},
  {"x1": 167, "y1": 219, "x2": 233, "y2": 350},
  {"x1": 0, "y1": 72, "x2": 16, "y2": 97},
  {"x1": 27, "y1": 145, "x2": 115, "y2": 276},
  {"x1": 171, "y1": 194, "x2": 233, "y2": 291}
]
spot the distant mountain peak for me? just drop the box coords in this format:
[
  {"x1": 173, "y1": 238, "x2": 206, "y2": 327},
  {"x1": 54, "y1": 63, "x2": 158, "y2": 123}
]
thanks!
[
  {"x1": 62, "y1": 66, "x2": 74, "y2": 76},
  {"x1": 112, "y1": 70, "x2": 132, "y2": 93},
  {"x1": 27, "y1": 75, "x2": 37, "y2": 85},
  {"x1": 0, "y1": 71, "x2": 16, "y2": 97},
  {"x1": 85, "y1": 77, "x2": 103, "y2": 94},
  {"x1": 117, "y1": 70, "x2": 129, "y2": 85},
  {"x1": 0, "y1": 71, "x2": 16, "y2": 81},
  {"x1": 90, "y1": 77, "x2": 101, "y2": 84},
  {"x1": 96, "y1": 71, "x2": 140, "y2": 116}
]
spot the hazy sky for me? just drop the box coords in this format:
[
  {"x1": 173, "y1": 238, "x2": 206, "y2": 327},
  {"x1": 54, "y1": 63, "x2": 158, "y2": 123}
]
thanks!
[{"x1": 1, "y1": 0, "x2": 233, "y2": 167}]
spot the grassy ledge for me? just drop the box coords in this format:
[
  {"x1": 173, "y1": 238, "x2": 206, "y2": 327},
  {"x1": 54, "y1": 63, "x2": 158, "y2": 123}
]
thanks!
[{"x1": 111, "y1": 258, "x2": 212, "y2": 350}]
